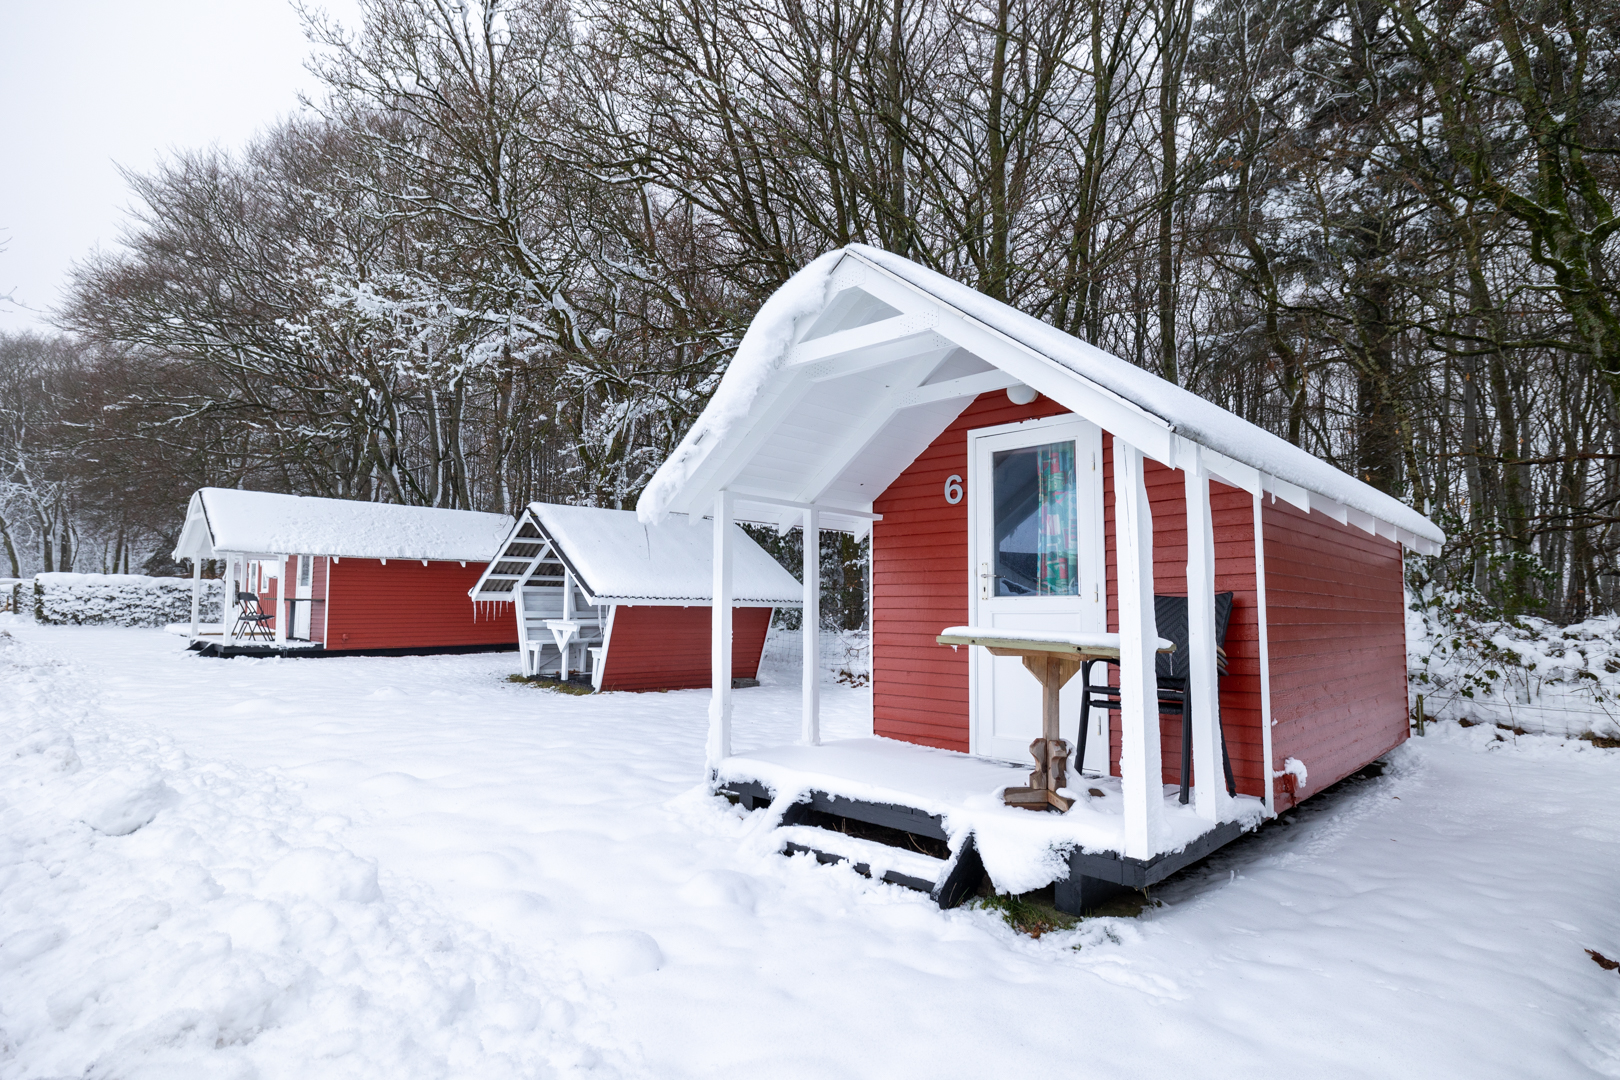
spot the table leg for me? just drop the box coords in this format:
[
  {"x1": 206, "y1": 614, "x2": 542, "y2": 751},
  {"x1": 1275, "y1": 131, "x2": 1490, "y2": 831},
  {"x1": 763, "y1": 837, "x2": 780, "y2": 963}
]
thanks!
[{"x1": 1004, "y1": 656, "x2": 1079, "y2": 812}]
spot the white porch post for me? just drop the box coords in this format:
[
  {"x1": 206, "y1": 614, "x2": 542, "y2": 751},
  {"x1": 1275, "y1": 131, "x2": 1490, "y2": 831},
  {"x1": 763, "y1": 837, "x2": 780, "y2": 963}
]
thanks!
[
  {"x1": 513, "y1": 576, "x2": 531, "y2": 676},
  {"x1": 708, "y1": 490, "x2": 735, "y2": 768},
  {"x1": 1113, "y1": 438, "x2": 1164, "y2": 859},
  {"x1": 1183, "y1": 447, "x2": 1229, "y2": 821},
  {"x1": 1253, "y1": 490, "x2": 1277, "y2": 815},
  {"x1": 560, "y1": 568, "x2": 575, "y2": 679},
  {"x1": 226, "y1": 557, "x2": 241, "y2": 643},
  {"x1": 273, "y1": 556, "x2": 287, "y2": 645},
  {"x1": 189, "y1": 556, "x2": 202, "y2": 638},
  {"x1": 801, "y1": 506, "x2": 821, "y2": 745}
]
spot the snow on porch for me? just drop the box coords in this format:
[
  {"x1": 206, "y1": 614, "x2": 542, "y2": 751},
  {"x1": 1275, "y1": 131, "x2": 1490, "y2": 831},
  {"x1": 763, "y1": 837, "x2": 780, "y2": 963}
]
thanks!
[{"x1": 716, "y1": 736, "x2": 1268, "y2": 893}]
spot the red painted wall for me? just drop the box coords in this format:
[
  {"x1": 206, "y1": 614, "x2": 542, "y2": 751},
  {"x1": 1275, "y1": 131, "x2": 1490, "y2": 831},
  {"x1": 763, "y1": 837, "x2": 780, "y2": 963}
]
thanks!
[
  {"x1": 871, "y1": 393, "x2": 1070, "y2": 751},
  {"x1": 872, "y1": 389, "x2": 1408, "y2": 810},
  {"x1": 324, "y1": 559, "x2": 518, "y2": 651},
  {"x1": 598, "y1": 605, "x2": 773, "y2": 691},
  {"x1": 1263, "y1": 498, "x2": 1409, "y2": 809}
]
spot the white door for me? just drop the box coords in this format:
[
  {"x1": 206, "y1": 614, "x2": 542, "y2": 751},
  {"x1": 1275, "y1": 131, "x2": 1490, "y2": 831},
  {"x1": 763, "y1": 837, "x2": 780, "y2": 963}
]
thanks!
[
  {"x1": 969, "y1": 416, "x2": 1107, "y2": 769},
  {"x1": 294, "y1": 555, "x2": 313, "y2": 639}
]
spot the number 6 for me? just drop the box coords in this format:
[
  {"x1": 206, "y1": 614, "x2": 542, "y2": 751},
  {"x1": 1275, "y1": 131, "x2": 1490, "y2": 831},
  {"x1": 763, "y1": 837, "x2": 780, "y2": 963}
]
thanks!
[{"x1": 944, "y1": 474, "x2": 963, "y2": 505}]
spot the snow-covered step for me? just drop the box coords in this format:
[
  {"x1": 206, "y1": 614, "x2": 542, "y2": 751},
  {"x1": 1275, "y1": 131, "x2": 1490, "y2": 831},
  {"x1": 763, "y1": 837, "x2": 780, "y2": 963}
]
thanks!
[{"x1": 775, "y1": 824, "x2": 948, "y2": 892}]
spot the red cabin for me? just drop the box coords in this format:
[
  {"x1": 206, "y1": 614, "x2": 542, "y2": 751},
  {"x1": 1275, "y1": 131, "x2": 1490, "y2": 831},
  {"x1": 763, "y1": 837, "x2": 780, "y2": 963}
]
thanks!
[
  {"x1": 468, "y1": 503, "x2": 803, "y2": 691},
  {"x1": 638, "y1": 245, "x2": 1445, "y2": 911},
  {"x1": 173, "y1": 488, "x2": 517, "y2": 657}
]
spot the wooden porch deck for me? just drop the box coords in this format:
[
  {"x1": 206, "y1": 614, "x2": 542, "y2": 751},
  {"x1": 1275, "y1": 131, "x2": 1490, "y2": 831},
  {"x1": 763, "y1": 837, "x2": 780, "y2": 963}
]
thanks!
[{"x1": 715, "y1": 737, "x2": 1264, "y2": 914}]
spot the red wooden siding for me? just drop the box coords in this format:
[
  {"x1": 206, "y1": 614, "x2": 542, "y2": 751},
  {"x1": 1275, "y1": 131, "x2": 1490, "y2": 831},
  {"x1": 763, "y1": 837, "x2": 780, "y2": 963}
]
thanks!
[
  {"x1": 598, "y1": 605, "x2": 772, "y2": 691},
  {"x1": 324, "y1": 559, "x2": 518, "y2": 651},
  {"x1": 871, "y1": 392, "x2": 1070, "y2": 751},
  {"x1": 1100, "y1": 444, "x2": 1267, "y2": 798},
  {"x1": 1262, "y1": 498, "x2": 1409, "y2": 809},
  {"x1": 872, "y1": 390, "x2": 1408, "y2": 811}
]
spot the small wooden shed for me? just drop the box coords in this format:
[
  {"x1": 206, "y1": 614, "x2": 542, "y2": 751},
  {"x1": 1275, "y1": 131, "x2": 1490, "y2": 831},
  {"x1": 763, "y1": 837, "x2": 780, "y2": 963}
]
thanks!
[
  {"x1": 468, "y1": 503, "x2": 803, "y2": 691},
  {"x1": 173, "y1": 488, "x2": 517, "y2": 657},
  {"x1": 637, "y1": 245, "x2": 1445, "y2": 910}
]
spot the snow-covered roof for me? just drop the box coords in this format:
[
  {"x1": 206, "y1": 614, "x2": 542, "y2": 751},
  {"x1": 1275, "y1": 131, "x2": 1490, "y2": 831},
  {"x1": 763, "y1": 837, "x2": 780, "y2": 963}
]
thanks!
[
  {"x1": 472, "y1": 503, "x2": 803, "y2": 606},
  {"x1": 639, "y1": 245, "x2": 1444, "y2": 553},
  {"x1": 173, "y1": 489, "x2": 514, "y2": 563}
]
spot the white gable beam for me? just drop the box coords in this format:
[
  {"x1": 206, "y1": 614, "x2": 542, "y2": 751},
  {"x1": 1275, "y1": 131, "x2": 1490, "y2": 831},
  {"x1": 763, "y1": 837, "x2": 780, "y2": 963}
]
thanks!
[
  {"x1": 785, "y1": 312, "x2": 938, "y2": 366},
  {"x1": 797, "y1": 336, "x2": 953, "y2": 382},
  {"x1": 889, "y1": 368, "x2": 1020, "y2": 408},
  {"x1": 794, "y1": 355, "x2": 952, "y2": 506},
  {"x1": 851, "y1": 264, "x2": 1176, "y2": 463}
]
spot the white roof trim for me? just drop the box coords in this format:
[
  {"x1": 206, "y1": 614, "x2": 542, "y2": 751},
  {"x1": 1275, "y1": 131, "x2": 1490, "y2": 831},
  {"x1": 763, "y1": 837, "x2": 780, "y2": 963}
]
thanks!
[
  {"x1": 172, "y1": 488, "x2": 513, "y2": 563},
  {"x1": 639, "y1": 246, "x2": 1445, "y2": 551},
  {"x1": 470, "y1": 503, "x2": 803, "y2": 607}
]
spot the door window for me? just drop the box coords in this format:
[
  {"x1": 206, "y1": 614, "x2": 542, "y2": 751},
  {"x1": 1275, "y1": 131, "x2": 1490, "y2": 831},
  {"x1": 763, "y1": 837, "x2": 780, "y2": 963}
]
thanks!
[
  {"x1": 991, "y1": 440, "x2": 1078, "y2": 596},
  {"x1": 298, "y1": 556, "x2": 312, "y2": 587}
]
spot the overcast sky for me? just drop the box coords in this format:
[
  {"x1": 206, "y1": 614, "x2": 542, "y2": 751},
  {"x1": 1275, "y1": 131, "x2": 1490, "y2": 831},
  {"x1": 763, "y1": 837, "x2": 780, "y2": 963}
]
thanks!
[{"x1": 0, "y1": 0, "x2": 361, "y2": 335}]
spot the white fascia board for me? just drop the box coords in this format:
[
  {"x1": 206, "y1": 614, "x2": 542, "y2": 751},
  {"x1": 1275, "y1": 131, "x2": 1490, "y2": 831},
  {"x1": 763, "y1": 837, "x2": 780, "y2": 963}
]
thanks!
[
  {"x1": 1314, "y1": 496, "x2": 1350, "y2": 526},
  {"x1": 1262, "y1": 473, "x2": 1312, "y2": 514},
  {"x1": 1345, "y1": 505, "x2": 1378, "y2": 536},
  {"x1": 851, "y1": 264, "x2": 1176, "y2": 463},
  {"x1": 589, "y1": 595, "x2": 797, "y2": 608},
  {"x1": 1198, "y1": 446, "x2": 1262, "y2": 495},
  {"x1": 172, "y1": 506, "x2": 214, "y2": 561}
]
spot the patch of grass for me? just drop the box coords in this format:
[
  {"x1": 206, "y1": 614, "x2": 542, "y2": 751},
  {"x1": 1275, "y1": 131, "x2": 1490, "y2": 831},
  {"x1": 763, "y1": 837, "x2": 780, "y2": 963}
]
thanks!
[
  {"x1": 972, "y1": 890, "x2": 1079, "y2": 938},
  {"x1": 1496, "y1": 722, "x2": 1528, "y2": 737},
  {"x1": 1580, "y1": 731, "x2": 1620, "y2": 749},
  {"x1": 506, "y1": 674, "x2": 595, "y2": 695}
]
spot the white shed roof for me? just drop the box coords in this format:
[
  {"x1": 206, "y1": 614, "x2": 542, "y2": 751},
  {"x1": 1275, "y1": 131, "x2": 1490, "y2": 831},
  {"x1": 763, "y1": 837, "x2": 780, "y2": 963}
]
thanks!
[
  {"x1": 639, "y1": 245, "x2": 1444, "y2": 553},
  {"x1": 473, "y1": 503, "x2": 803, "y2": 606},
  {"x1": 173, "y1": 488, "x2": 514, "y2": 563}
]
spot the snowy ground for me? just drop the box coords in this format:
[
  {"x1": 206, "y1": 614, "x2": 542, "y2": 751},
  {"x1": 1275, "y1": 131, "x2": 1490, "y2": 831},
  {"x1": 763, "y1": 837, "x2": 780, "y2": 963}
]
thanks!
[{"x1": 3, "y1": 618, "x2": 1619, "y2": 1079}]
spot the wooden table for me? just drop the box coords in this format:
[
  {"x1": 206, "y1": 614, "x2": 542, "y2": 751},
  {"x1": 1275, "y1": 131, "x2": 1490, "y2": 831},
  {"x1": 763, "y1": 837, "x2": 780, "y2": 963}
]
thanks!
[{"x1": 937, "y1": 628, "x2": 1171, "y2": 812}]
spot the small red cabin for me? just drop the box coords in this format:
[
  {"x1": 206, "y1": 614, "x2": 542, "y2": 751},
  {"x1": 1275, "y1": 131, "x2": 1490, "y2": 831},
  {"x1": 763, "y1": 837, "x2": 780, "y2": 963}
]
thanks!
[
  {"x1": 636, "y1": 245, "x2": 1445, "y2": 910},
  {"x1": 469, "y1": 503, "x2": 803, "y2": 691},
  {"x1": 173, "y1": 488, "x2": 517, "y2": 657}
]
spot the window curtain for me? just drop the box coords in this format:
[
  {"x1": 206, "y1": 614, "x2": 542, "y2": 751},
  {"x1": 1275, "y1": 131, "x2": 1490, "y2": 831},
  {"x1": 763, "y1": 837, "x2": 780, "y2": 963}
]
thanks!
[{"x1": 1036, "y1": 443, "x2": 1078, "y2": 595}]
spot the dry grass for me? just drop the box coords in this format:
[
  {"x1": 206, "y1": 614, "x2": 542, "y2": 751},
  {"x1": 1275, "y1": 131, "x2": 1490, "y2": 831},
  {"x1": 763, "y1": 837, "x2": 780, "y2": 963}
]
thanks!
[
  {"x1": 973, "y1": 892, "x2": 1079, "y2": 938},
  {"x1": 506, "y1": 674, "x2": 595, "y2": 695}
]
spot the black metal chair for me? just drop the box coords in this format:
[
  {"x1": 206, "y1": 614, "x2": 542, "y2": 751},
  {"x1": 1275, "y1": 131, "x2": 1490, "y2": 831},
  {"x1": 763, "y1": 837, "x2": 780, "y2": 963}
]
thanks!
[
  {"x1": 232, "y1": 590, "x2": 275, "y2": 641},
  {"x1": 1076, "y1": 593, "x2": 1237, "y2": 803}
]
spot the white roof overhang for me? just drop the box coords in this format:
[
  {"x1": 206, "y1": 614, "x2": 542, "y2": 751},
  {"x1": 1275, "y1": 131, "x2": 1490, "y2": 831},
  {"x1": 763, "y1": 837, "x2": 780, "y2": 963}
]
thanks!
[
  {"x1": 468, "y1": 504, "x2": 804, "y2": 607},
  {"x1": 641, "y1": 247, "x2": 1445, "y2": 555},
  {"x1": 171, "y1": 488, "x2": 515, "y2": 563}
]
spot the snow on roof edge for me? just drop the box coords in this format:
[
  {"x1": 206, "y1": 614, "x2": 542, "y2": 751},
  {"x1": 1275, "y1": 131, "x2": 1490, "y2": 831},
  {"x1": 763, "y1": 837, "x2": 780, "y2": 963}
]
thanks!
[
  {"x1": 177, "y1": 488, "x2": 514, "y2": 563},
  {"x1": 639, "y1": 250, "x2": 847, "y2": 524},
  {"x1": 847, "y1": 245, "x2": 1444, "y2": 546}
]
